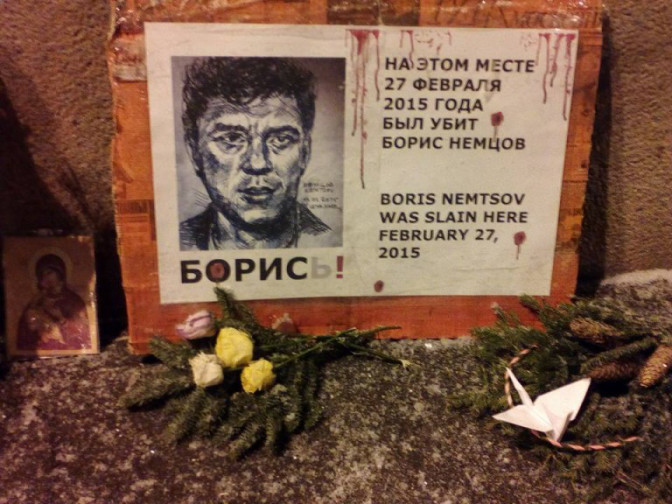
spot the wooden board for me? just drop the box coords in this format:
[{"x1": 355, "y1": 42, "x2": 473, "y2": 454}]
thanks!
[{"x1": 108, "y1": 0, "x2": 602, "y2": 353}]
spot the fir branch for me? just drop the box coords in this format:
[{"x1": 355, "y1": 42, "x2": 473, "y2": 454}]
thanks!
[
  {"x1": 124, "y1": 291, "x2": 404, "y2": 460},
  {"x1": 302, "y1": 359, "x2": 322, "y2": 429},
  {"x1": 216, "y1": 393, "x2": 257, "y2": 443},
  {"x1": 336, "y1": 341, "x2": 406, "y2": 365},
  {"x1": 581, "y1": 337, "x2": 658, "y2": 373},
  {"x1": 270, "y1": 326, "x2": 400, "y2": 369},
  {"x1": 283, "y1": 360, "x2": 305, "y2": 433},
  {"x1": 342, "y1": 325, "x2": 401, "y2": 340},
  {"x1": 518, "y1": 294, "x2": 542, "y2": 314},
  {"x1": 263, "y1": 413, "x2": 283, "y2": 453},
  {"x1": 273, "y1": 339, "x2": 333, "y2": 368},
  {"x1": 219, "y1": 387, "x2": 292, "y2": 458},
  {"x1": 195, "y1": 392, "x2": 228, "y2": 437},
  {"x1": 164, "y1": 387, "x2": 208, "y2": 443},
  {"x1": 257, "y1": 338, "x2": 310, "y2": 355},
  {"x1": 493, "y1": 303, "x2": 523, "y2": 326},
  {"x1": 148, "y1": 338, "x2": 197, "y2": 370},
  {"x1": 119, "y1": 369, "x2": 193, "y2": 408},
  {"x1": 229, "y1": 422, "x2": 265, "y2": 460},
  {"x1": 519, "y1": 295, "x2": 574, "y2": 335},
  {"x1": 262, "y1": 385, "x2": 291, "y2": 452},
  {"x1": 457, "y1": 296, "x2": 672, "y2": 502},
  {"x1": 214, "y1": 287, "x2": 259, "y2": 327}
]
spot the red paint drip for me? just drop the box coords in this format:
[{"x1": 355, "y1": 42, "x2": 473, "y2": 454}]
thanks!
[
  {"x1": 374, "y1": 280, "x2": 384, "y2": 293},
  {"x1": 336, "y1": 256, "x2": 344, "y2": 278},
  {"x1": 348, "y1": 29, "x2": 380, "y2": 189},
  {"x1": 514, "y1": 231, "x2": 527, "y2": 260},
  {"x1": 562, "y1": 34, "x2": 576, "y2": 121},
  {"x1": 549, "y1": 34, "x2": 564, "y2": 89},
  {"x1": 538, "y1": 32, "x2": 575, "y2": 121},
  {"x1": 349, "y1": 33, "x2": 359, "y2": 134},
  {"x1": 539, "y1": 33, "x2": 551, "y2": 103},
  {"x1": 373, "y1": 31, "x2": 381, "y2": 101},
  {"x1": 400, "y1": 29, "x2": 414, "y2": 60}
]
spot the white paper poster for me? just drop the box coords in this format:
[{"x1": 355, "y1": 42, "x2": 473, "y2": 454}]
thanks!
[{"x1": 145, "y1": 23, "x2": 578, "y2": 303}]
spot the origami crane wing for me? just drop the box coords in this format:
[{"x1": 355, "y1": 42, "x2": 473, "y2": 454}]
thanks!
[
  {"x1": 492, "y1": 404, "x2": 554, "y2": 434},
  {"x1": 492, "y1": 369, "x2": 591, "y2": 442},
  {"x1": 534, "y1": 377, "x2": 592, "y2": 422}
]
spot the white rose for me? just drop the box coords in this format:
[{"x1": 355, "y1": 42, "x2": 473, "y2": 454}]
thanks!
[{"x1": 189, "y1": 352, "x2": 224, "y2": 388}]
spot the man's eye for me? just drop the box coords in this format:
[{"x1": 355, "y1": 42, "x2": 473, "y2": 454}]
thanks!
[
  {"x1": 212, "y1": 132, "x2": 247, "y2": 151},
  {"x1": 267, "y1": 133, "x2": 298, "y2": 151}
]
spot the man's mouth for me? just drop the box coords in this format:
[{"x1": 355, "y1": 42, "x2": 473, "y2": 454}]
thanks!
[{"x1": 240, "y1": 186, "x2": 275, "y2": 204}]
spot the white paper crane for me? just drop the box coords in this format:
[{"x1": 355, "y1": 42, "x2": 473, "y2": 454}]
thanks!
[{"x1": 492, "y1": 369, "x2": 591, "y2": 442}]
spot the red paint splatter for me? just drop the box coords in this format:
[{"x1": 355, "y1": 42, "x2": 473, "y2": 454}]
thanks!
[
  {"x1": 521, "y1": 33, "x2": 537, "y2": 50},
  {"x1": 562, "y1": 34, "x2": 576, "y2": 121},
  {"x1": 514, "y1": 231, "x2": 527, "y2": 260},
  {"x1": 415, "y1": 30, "x2": 452, "y2": 55},
  {"x1": 348, "y1": 29, "x2": 380, "y2": 189},
  {"x1": 491, "y1": 112, "x2": 504, "y2": 139},
  {"x1": 491, "y1": 112, "x2": 504, "y2": 127},
  {"x1": 207, "y1": 261, "x2": 227, "y2": 282},
  {"x1": 374, "y1": 280, "x2": 384, "y2": 293}
]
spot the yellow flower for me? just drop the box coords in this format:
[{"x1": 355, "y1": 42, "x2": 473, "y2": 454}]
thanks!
[
  {"x1": 215, "y1": 327, "x2": 253, "y2": 368},
  {"x1": 241, "y1": 359, "x2": 276, "y2": 394}
]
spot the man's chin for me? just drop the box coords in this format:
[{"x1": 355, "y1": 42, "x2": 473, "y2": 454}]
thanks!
[{"x1": 232, "y1": 210, "x2": 290, "y2": 234}]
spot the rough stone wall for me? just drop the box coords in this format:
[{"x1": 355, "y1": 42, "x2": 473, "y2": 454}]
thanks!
[
  {"x1": 580, "y1": 0, "x2": 672, "y2": 287},
  {"x1": 0, "y1": 0, "x2": 113, "y2": 231},
  {"x1": 0, "y1": 0, "x2": 123, "y2": 336},
  {"x1": 0, "y1": 1, "x2": 670, "y2": 325}
]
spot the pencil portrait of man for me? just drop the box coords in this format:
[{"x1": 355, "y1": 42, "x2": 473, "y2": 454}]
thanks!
[{"x1": 176, "y1": 57, "x2": 344, "y2": 251}]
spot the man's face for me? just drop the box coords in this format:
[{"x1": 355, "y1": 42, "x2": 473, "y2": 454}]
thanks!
[{"x1": 194, "y1": 95, "x2": 310, "y2": 228}]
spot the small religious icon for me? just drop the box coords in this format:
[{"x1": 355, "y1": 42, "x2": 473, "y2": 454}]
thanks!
[{"x1": 3, "y1": 236, "x2": 99, "y2": 358}]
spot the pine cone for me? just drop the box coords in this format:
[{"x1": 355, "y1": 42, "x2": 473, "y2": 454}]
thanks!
[
  {"x1": 569, "y1": 317, "x2": 626, "y2": 345},
  {"x1": 587, "y1": 360, "x2": 641, "y2": 383},
  {"x1": 638, "y1": 345, "x2": 672, "y2": 388}
]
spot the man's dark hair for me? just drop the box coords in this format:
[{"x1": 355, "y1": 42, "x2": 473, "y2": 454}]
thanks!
[{"x1": 182, "y1": 57, "x2": 316, "y2": 154}]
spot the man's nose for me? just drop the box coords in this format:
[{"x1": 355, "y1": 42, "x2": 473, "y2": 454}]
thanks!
[{"x1": 242, "y1": 137, "x2": 272, "y2": 175}]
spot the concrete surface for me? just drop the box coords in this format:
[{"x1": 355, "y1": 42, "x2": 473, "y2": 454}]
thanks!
[
  {"x1": 3, "y1": 271, "x2": 672, "y2": 504},
  {"x1": 0, "y1": 335, "x2": 636, "y2": 504}
]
